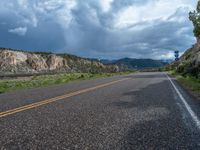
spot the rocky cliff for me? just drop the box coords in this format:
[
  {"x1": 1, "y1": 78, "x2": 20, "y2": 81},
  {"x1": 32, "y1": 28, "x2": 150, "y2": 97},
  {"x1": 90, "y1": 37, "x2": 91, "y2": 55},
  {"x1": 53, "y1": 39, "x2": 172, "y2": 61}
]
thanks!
[
  {"x1": 0, "y1": 48, "x2": 119, "y2": 75},
  {"x1": 167, "y1": 38, "x2": 200, "y2": 77}
]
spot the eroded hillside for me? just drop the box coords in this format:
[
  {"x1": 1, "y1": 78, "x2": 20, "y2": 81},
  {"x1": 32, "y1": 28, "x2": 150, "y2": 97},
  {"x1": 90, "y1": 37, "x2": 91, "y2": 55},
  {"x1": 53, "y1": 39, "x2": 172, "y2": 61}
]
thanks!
[{"x1": 0, "y1": 48, "x2": 119, "y2": 75}]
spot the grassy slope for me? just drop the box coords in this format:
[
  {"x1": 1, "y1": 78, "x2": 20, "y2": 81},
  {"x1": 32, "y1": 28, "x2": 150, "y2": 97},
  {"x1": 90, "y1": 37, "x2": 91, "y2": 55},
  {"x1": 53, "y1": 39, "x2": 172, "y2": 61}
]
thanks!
[
  {"x1": 170, "y1": 71, "x2": 200, "y2": 96},
  {"x1": 0, "y1": 72, "x2": 133, "y2": 94}
]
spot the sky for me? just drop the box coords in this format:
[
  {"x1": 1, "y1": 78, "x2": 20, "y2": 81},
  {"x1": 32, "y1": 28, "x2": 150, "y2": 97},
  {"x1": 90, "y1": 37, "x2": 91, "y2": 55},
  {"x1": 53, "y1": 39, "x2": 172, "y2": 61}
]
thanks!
[{"x1": 0, "y1": 0, "x2": 197, "y2": 60}]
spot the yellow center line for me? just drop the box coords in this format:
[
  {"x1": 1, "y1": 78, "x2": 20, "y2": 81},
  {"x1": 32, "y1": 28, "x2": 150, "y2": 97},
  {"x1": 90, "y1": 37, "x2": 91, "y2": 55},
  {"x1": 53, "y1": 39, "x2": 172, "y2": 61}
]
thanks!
[{"x1": 0, "y1": 78, "x2": 129, "y2": 118}]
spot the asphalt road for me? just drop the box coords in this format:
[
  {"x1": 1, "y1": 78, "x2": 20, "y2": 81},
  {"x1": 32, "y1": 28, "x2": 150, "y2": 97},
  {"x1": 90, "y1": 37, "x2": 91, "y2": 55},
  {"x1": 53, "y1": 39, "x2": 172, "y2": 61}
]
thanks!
[{"x1": 0, "y1": 72, "x2": 200, "y2": 149}]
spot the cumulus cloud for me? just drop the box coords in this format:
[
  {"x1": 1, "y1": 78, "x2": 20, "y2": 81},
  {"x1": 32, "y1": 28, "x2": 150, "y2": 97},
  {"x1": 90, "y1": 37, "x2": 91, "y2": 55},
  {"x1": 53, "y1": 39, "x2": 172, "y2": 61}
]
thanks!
[
  {"x1": 113, "y1": 0, "x2": 192, "y2": 29},
  {"x1": 8, "y1": 27, "x2": 27, "y2": 36},
  {"x1": 0, "y1": 0, "x2": 197, "y2": 59},
  {"x1": 100, "y1": 0, "x2": 114, "y2": 12}
]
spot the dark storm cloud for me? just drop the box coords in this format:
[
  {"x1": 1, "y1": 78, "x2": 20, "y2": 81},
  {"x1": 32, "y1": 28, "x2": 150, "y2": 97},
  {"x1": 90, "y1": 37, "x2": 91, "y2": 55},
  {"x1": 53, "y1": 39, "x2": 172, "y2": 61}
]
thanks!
[{"x1": 0, "y1": 0, "x2": 197, "y2": 59}]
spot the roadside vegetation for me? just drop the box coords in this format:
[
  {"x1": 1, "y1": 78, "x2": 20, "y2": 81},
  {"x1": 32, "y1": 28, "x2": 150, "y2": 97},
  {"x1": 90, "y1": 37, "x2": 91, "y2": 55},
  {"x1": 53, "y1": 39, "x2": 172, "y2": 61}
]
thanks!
[
  {"x1": 166, "y1": 1, "x2": 200, "y2": 96},
  {"x1": 170, "y1": 70, "x2": 200, "y2": 95},
  {"x1": 0, "y1": 72, "x2": 133, "y2": 94}
]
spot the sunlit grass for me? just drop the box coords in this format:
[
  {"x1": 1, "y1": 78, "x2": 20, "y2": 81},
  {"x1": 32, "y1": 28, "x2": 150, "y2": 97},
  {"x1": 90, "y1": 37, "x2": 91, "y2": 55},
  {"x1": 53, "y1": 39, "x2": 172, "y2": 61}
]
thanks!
[
  {"x1": 0, "y1": 72, "x2": 133, "y2": 94},
  {"x1": 169, "y1": 71, "x2": 200, "y2": 94}
]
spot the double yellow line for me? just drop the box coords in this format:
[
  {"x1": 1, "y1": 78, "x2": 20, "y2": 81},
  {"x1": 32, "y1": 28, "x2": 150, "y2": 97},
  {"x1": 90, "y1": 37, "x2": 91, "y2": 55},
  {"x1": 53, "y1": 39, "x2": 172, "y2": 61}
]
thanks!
[{"x1": 0, "y1": 78, "x2": 129, "y2": 118}]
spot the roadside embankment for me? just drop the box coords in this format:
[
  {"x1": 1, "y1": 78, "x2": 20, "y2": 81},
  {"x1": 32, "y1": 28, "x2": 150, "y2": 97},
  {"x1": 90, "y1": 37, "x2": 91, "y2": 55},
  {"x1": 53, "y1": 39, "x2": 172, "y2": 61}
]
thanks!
[{"x1": 169, "y1": 71, "x2": 200, "y2": 98}]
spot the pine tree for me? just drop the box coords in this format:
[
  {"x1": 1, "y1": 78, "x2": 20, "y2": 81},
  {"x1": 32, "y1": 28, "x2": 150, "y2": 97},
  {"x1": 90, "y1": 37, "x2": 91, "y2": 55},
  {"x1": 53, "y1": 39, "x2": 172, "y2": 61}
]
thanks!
[{"x1": 189, "y1": 1, "x2": 200, "y2": 37}]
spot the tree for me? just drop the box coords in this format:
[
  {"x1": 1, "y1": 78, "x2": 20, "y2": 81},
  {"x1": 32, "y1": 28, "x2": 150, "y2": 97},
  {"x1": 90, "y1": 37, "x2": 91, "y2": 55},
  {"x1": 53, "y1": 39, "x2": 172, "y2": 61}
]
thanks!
[{"x1": 189, "y1": 1, "x2": 200, "y2": 37}]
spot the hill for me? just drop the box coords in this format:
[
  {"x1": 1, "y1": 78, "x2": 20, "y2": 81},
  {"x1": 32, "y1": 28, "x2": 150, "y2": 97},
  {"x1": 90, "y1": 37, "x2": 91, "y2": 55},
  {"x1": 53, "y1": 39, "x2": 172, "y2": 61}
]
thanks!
[
  {"x1": 101, "y1": 58, "x2": 168, "y2": 70},
  {"x1": 168, "y1": 40, "x2": 200, "y2": 77},
  {"x1": 167, "y1": 1, "x2": 200, "y2": 77},
  {"x1": 0, "y1": 48, "x2": 119, "y2": 75}
]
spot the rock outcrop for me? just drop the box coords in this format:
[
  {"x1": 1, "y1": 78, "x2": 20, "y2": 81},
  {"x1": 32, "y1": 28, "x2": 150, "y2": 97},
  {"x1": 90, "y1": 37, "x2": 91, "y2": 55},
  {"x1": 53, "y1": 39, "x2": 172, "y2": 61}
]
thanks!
[
  {"x1": 168, "y1": 38, "x2": 200, "y2": 77},
  {"x1": 0, "y1": 48, "x2": 119, "y2": 75}
]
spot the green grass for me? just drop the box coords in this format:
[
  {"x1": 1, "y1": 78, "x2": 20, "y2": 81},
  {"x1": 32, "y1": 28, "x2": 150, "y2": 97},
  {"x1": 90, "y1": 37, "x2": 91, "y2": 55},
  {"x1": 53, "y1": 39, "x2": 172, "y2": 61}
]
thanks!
[
  {"x1": 169, "y1": 70, "x2": 200, "y2": 94},
  {"x1": 0, "y1": 72, "x2": 133, "y2": 94}
]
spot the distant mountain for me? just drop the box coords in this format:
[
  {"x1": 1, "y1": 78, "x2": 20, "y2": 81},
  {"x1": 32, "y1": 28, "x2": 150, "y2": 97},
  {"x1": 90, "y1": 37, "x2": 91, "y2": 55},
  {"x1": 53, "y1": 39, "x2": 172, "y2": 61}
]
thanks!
[
  {"x1": 100, "y1": 59, "x2": 117, "y2": 64},
  {"x1": 101, "y1": 58, "x2": 169, "y2": 70}
]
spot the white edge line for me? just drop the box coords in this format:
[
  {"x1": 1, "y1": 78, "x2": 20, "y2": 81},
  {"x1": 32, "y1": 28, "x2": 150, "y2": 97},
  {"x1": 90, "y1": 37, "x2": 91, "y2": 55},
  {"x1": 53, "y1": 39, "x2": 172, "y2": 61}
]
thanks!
[{"x1": 166, "y1": 73, "x2": 200, "y2": 129}]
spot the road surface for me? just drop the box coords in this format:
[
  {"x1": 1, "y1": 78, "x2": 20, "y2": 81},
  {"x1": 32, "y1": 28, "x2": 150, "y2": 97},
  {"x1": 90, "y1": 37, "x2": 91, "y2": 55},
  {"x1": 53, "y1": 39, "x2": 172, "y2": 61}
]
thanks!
[{"x1": 0, "y1": 72, "x2": 200, "y2": 149}]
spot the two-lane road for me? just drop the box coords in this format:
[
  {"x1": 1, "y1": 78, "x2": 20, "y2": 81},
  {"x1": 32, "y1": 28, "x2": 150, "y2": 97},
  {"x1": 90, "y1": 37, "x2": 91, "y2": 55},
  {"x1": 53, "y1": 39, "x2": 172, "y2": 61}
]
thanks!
[{"x1": 0, "y1": 72, "x2": 200, "y2": 149}]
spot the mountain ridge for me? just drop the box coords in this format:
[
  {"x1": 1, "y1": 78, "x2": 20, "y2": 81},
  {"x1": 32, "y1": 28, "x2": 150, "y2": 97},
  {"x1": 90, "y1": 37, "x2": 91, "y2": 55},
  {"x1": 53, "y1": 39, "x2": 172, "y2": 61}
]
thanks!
[{"x1": 100, "y1": 57, "x2": 169, "y2": 70}]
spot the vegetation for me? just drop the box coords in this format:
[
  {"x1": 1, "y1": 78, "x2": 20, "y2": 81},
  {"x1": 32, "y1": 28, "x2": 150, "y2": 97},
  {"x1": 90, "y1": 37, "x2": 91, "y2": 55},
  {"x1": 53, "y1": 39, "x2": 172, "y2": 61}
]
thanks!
[
  {"x1": 189, "y1": 1, "x2": 200, "y2": 37},
  {"x1": 166, "y1": 1, "x2": 200, "y2": 96},
  {"x1": 111, "y1": 58, "x2": 168, "y2": 70},
  {"x1": 170, "y1": 70, "x2": 200, "y2": 95},
  {"x1": 0, "y1": 72, "x2": 133, "y2": 94}
]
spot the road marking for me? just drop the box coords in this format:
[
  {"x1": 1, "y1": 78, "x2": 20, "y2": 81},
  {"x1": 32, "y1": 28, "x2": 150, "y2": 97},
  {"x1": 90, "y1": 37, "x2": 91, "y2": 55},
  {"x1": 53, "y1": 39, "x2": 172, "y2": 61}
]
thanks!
[
  {"x1": 166, "y1": 74, "x2": 200, "y2": 129},
  {"x1": 0, "y1": 78, "x2": 129, "y2": 118}
]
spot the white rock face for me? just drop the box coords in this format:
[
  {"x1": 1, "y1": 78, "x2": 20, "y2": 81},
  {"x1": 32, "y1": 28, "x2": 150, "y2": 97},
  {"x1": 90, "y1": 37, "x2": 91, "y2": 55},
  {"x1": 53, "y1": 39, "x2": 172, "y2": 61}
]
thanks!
[
  {"x1": 0, "y1": 50, "x2": 28, "y2": 66},
  {"x1": 47, "y1": 55, "x2": 65, "y2": 70},
  {"x1": 0, "y1": 50, "x2": 15, "y2": 65},
  {"x1": 0, "y1": 49, "x2": 119, "y2": 74},
  {"x1": 15, "y1": 51, "x2": 28, "y2": 64},
  {"x1": 26, "y1": 54, "x2": 48, "y2": 71}
]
